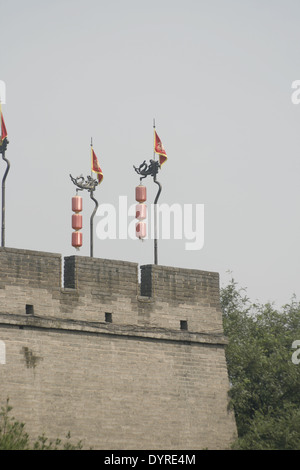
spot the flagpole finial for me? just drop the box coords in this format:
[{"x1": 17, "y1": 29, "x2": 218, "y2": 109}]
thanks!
[
  {"x1": 153, "y1": 118, "x2": 156, "y2": 129},
  {"x1": 91, "y1": 137, "x2": 93, "y2": 147}
]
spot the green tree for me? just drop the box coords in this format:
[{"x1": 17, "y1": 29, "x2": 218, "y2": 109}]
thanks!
[
  {"x1": 0, "y1": 399, "x2": 30, "y2": 450},
  {"x1": 0, "y1": 398, "x2": 82, "y2": 450},
  {"x1": 221, "y1": 278, "x2": 300, "y2": 449}
]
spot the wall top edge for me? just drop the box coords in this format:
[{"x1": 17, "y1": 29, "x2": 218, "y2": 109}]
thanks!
[
  {"x1": 0, "y1": 247, "x2": 218, "y2": 277},
  {"x1": 0, "y1": 246, "x2": 62, "y2": 259}
]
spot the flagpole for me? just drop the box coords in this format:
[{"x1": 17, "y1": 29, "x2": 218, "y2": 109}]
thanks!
[
  {"x1": 1, "y1": 147, "x2": 10, "y2": 247},
  {"x1": 90, "y1": 137, "x2": 93, "y2": 177},
  {"x1": 153, "y1": 172, "x2": 161, "y2": 266},
  {"x1": 153, "y1": 118, "x2": 156, "y2": 161},
  {"x1": 133, "y1": 122, "x2": 165, "y2": 266},
  {"x1": 70, "y1": 139, "x2": 102, "y2": 258},
  {"x1": 90, "y1": 191, "x2": 98, "y2": 258},
  {"x1": 0, "y1": 101, "x2": 10, "y2": 248},
  {"x1": 89, "y1": 137, "x2": 98, "y2": 258},
  {"x1": 153, "y1": 118, "x2": 160, "y2": 265}
]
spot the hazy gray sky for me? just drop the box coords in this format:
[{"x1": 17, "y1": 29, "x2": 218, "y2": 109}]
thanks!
[{"x1": 1, "y1": 0, "x2": 300, "y2": 307}]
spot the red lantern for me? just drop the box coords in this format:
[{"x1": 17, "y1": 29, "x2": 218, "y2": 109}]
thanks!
[
  {"x1": 72, "y1": 231, "x2": 82, "y2": 248},
  {"x1": 135, "y1": 184, "x2": 147, "y2": 203},
  {"x1": 135, "y1": 185, "x2": 147, "y2": 239},
  {"x1": 72, "y1": 195, "x2": 83, "y2": 249},
  {"x1": 136, "y1": 221, "x2": 146, "y2": 239},
  {"x1": 136, "y1": 203, "x2": 147, "y2": 220},
  {"x1": 72, "y1": 213, "x2": 82, "y2": 230},
  {"x1": 72, "y1": 195, "x2": 82, "y2": 212}
]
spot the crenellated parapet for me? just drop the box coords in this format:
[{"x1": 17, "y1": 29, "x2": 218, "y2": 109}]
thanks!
[{"x1": 0, "y1": 247, "x2": 224, "y2": 335}]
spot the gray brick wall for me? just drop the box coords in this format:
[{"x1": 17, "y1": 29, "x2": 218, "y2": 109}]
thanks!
[
  {"x1": 140, "y1": 264, "x2": 220, "y2": 305},
  {"x1": 0, "y1": 247, "x2": 237, "y2": 449},
  {"x1": 0, "y1": 247, "x2": 61, "y2": 289}
]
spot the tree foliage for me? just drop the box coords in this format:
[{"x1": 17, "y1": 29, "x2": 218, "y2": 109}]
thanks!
[{"x1": 221, "y1": 277, "x2": 300, "y2": 449}]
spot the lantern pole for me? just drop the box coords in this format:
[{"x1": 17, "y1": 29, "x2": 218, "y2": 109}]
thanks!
[
  {"x1": 134, "y1": 120, "x2": 166, "y2": 265},
  {"x1": 133, "y1": 157, "x2": 162, "y2": 265},
  {"x1": 153, "y1": 171, "x2": 162, "y2": 265},
  {"x1": 70, "y1": 174, "x2": 98, "y2": 257},
  {"x1": 152, "y1": 118, "x2": 162, "y2": 265},
  {"x1": 0, "y1": 137, "x2": 9, "y2": 247},
  {"x1": 89, "y1": 190, "x2": 99, "y2": 258}
]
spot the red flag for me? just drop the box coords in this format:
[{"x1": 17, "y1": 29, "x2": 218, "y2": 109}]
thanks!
[
  {"x1": 91, "y1": 147, "x2": 103, "y2": 184},
  {"x1": 1, "y1": 112, "x2": 7, "y2": 142},
  {"x1": 154, "y1": 130, "x2": 167, "y2": 166}
]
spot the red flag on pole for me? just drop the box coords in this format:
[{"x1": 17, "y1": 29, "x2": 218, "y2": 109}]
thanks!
[
  {"x1": 91, "y1": 147, "x2": 103, "y2": 184},
  {"x1": 154, "y1": 130, "x2": 167, "y2": 166}
]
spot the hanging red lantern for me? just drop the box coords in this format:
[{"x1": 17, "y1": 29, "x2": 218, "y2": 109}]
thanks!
[
  {"x1": 72, "y1": 194, "x2": 83, "y2": 249},
  {"x1": 136, "y1": 203, "x2": 147, "y2": 220},
  {"x1": 72, "y1": 231, "x2": 82, "y2": 249},
  {"x1": 135, "y1": 184, "x2": 147, "y2": 203},
  {"x1": 136, "y1": 221, "x2": 146, "y2": 239},
  {"x1": 72, "y1": 213, "x2": 82, "y2": 230},
  {"x1": 72, "y1": 195, "x2": 82, "y2": 212},
  {"x1": 135, "y1": 185, "x2": 147, "y2": 239}
]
